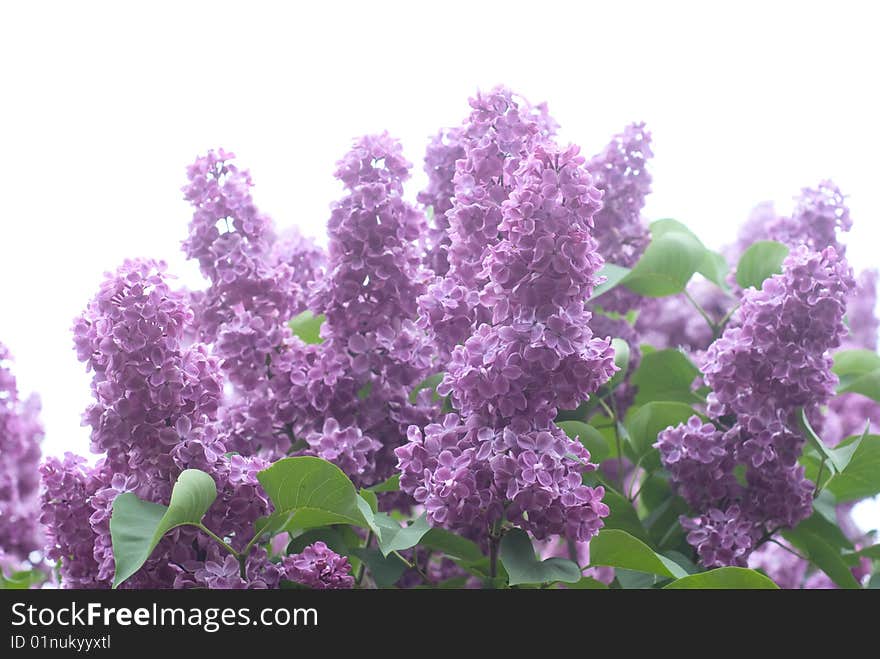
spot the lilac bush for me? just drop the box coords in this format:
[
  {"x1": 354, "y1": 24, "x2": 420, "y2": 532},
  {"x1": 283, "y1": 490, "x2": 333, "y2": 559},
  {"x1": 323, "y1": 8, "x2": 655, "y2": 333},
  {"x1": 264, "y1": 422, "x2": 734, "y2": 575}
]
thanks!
[{"x1": 1, "y1": 85, "x2": 876, "y2": 591}]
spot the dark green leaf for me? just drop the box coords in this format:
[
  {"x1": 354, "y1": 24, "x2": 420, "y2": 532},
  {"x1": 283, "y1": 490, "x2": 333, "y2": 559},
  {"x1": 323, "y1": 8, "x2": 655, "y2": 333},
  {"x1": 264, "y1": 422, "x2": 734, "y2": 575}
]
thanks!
[
  {"x1": 367, "y1": 474, "x2": 400, "y2": 493},
  {"x1": 664, "y1": 567, "x2": 778, "y2": 589},
  {"x1": 601, "y1": 487, "x2": 650, "y2": 543},
  {"x1": 287, "y1": 527, "x2": 350, "y2": 556},
  {"x1": 589, "y1": 529, "x2": 687, "y2": 578},
  {"x1": 557, "y1": 420, "x2": 609, "y2": 464},
  {"x1": 352, "y1": 548, "x2": 407, "y2": 588},
  {"x1": 782, "y1": 527, "x2": 861, "y2": 589},
  {"x1": 288, "y1": 310, "x2": 325, "y2": 344},
  {"x1": 111, "y1": 469, "x2": 217, "y2": 588},
  {"x1": 625, "y1": 401, "x2": 698, "y2": 466},
  {"x1": 589, "y1": 264, "x2": 631, "y2": 301},
  {"x1": 499, "y1": 529, "x2": 582, "y2": 586},
  {"x1": 256, "y1": 457, "x2": 371, "y2": 534},
  {"x1": 631, "y1": 349, "x2": 701, "y2": 406},
  {"x1": 735, "y1": 240, "x2": 788, "y2": 290},
  {"x1": 419, "y1": 528, "x2": 484, "y2": 564}
]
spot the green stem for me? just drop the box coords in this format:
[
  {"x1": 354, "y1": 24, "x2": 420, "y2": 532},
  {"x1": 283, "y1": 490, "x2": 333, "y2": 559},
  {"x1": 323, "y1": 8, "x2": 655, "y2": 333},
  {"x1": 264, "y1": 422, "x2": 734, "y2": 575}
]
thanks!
[
  {"x1": 814, "y1": 457, "x2": 828, "y2": 498},
  {"x1": 684, "y1": 289, "x2": 716, "y2": 333},
  {"x1": 488, "y1": 520, "x2": 504, "y2": 582},
  {"x1": 714, "y1": 304, "x2": 740, "y2": 338},
  {"x1": 355, "y1": 531, "x2": 374, "y2": 587},
  {"x1": 197, "y1": 524, "x2": 239, "y2": 560},
  {"x1": 599, "y1": 397, "x2": 625, "y2": 493}
]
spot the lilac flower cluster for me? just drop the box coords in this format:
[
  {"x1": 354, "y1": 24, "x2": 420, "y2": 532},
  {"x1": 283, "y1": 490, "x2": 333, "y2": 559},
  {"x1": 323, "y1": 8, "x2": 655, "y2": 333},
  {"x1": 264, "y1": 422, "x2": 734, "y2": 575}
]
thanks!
[
  {"x1": 182, "y1": 150, "x2": 324, "y2": 458},
  {"x1": 419, "y1": 87, "x2": 559, "y2": 359},
  {"x1": 281, "y1": 541, "x2": 354, "y2": 589},
  {"x1": 730, "y1": 181, "x2": 852, "y2": 259},
  {"x1": 585, "y1": 122, "x2": 653, "y2": 314},
  {"x1": 657, "y1": 246, "x2": 854, "y2": 567},
  {"x1": 42, "y1": 260, "x2": 279, "y2": 588},
  {"x1": 399, "y1": 91, "x2": 616, "y2": 543},
  {"x1": 270, "y1": 133, "x2": 436, "y2": 488},
  {"x1": 0, "y1": 343, "x2": 43, "y2": 571}
]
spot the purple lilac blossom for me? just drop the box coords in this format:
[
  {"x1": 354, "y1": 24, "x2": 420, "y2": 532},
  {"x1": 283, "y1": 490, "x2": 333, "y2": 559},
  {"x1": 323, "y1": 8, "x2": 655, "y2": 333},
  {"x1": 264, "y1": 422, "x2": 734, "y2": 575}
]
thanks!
[
  {"x1": 182, "y1": 150, "x2": 325, "y2": 459},
  {"x1": 585, "y1": 122, "x2": 653, "y2": 314},
  {"x1": 419, "y1": 87, "x2": 559, "y2": 359},
  {"x1": 399, "y1": 112, "x2": 617, "y2": 543},
  {"x1": 659, "y1": 246, "x2": 853, "y2": 567},
  {"x1": 271, "y1": 133, "x2": 436, "y2": 489},
  {"x1": 42, "y1": 260, "x2": 277, "y2": 588},
  {"x1": 0, "y1": 343, "x2": 43, "y2": 569},
  {"x1": 282, "y1": 541, "x2": 354, "y2": 589}
]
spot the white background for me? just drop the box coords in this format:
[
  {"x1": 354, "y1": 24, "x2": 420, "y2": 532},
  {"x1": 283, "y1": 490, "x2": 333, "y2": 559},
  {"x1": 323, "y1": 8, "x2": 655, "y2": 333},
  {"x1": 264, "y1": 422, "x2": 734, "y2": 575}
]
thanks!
[{"x1": 1, "y1": 1, "x2": 878, "y2": 527}]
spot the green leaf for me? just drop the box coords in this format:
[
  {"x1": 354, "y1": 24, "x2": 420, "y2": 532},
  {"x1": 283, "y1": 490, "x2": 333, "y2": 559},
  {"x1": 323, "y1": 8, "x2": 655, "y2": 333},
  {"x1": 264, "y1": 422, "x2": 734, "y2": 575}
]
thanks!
[
  {"x1": 832, "y1": 349, "x2": 880, "y2": 401},
  {"x1": 286, "y1": 527, "x2": 350, "y2": 556},
  {"x1": 782, "y1": 527, "x2": 861, "y2": 589},
  {"x1": 419, "y1": 528, "x2": 484, "y2": 564},
  {"x1": 557, "y1": 421, "x2": 609, "y2": 464},
  {"x1": 631, "y1": 349, "x2": 700, "y2": 405},
  {"x1": 0, "y1": 568, "x2": 46, "y2": 590},
  {"x1": 373, "y1": 512, "x2": 431, "y2": 557},
  {"x1": 697, "y1": 249, "x2": 731, "y2": 291},
  {"x1": 367, "y1": 474, "x2": 400, "y2": 493},
  {"x1": 603, "y1": 338, "x2": 631, "y2": 391},
  {"x1": 111, "y1": 469, "x2": 217, "y2": 588},
  {"x1": 288, "y1": 310, "x2": 325, "y2": 344},
  {"x1": 797, "y1": 408, "x2": 839, "y2": 474},
  {"x1": 601, "y1": 487, "x2": 651, "y2": 543},
  {"x1": 409, "y1": 373, "x2": 445, "y2": 404},
  {"x1": 625, "y1": 401, "x2": 698, "y2": 466},
  {"x1": 664, "y1": 567, "x2": 778, "y2": 589},
  {"x1": 352, "y1": 548, "x2": 407, "y2": 588},
  {"x1": 823, "y1": 434, "x2": 880, "y2": 502},
  {"x1": 735, "y1": 240, "x2": 788, "y2": 290},
  {"x1": 589, "y1": 529, "x2": 687, "y2": 578},
  {"x1": 499, "y1": 529, "x2": 581, "y2": 586},
  {"x1": 837, "y1": 370, "x2": 880, "y2": 401},
  {"x1": 622, "y1": 220, "x2": 707, "y2": 297},
  {"x1": 589, "y1": 263, "x2": 631, "y2": 301},
  {"x1": 832, "y1": 349, "x2": 880, "y2": 377},
  {"x1": 256, "y1": 457, "x2": 371, "y2": 534}
]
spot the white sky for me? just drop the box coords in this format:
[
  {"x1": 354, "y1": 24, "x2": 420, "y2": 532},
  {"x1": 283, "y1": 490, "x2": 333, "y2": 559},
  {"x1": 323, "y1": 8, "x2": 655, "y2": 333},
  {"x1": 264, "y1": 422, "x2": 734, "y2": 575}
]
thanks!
[{"x1": 1, "y1": 1, "x2": 878, "y2": 530}]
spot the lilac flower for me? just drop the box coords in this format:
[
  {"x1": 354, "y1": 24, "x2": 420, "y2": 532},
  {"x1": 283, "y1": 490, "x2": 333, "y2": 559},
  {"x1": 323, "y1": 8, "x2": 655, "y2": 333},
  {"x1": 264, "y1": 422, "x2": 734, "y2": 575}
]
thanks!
[
  {"x1": 681, "y1": 505, "x2": 761, "y2": 568},
  {"x1": 0, "y1": 343, "x2": 43, "y2": 567},
  {"x1": 420, "y1": 87, "x2": 559, "y2": 358},
  {"x1": 39, "y1": 454, "x2": 105, "y2": 589},
  {"x1": 71, "y1": 259, "x2": 223, "y2": 487},
  {"x1": 586, "y1": 122, "x2": 653, "y2": 313},
  {"x1": 654, "y1": 416, "x2": 739, "y2": 509},
  {"x1": 267, "y1": 134, "x2": 437, "y2": 488},
  {"x1": 661, "y1": 246, "x2": 854, "y2": 568},
  {"x1": 282, "y1": 541, "x2": 354, "y2": 589},
  {"x1": 400, "y1": 107, "x2": 616, "y2": 543},
  {"x1": 703, "y1": 246, "x2": 852, "y2": 420}
]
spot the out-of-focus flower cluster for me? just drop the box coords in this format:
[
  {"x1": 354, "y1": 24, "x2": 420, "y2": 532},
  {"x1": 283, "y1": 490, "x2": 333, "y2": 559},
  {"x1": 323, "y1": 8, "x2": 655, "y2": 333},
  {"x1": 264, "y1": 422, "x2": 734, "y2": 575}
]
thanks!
[{"x1": 0, "y1": 343, "x2": 44, "y2": 574}]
